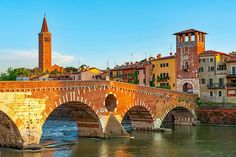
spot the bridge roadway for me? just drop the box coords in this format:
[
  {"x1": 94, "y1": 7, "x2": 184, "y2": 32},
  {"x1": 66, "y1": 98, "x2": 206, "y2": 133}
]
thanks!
[{"x1": 0, "y1": 80, "x2": 197, "y2": 149}]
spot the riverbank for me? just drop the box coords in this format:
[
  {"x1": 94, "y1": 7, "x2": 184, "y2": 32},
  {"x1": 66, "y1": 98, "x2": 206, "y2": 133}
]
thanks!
[{"x1": 198, "y1": 104, "x2": 236, "y2": 125}]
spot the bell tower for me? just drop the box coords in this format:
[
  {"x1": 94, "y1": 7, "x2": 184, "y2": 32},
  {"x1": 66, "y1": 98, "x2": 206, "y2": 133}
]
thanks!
[
  {"x1": 38, "y1": 16, "x2": 52, "y2": 72},
  {"x1": 174, "y1": 29, "x2": 206, "y2": 94}
]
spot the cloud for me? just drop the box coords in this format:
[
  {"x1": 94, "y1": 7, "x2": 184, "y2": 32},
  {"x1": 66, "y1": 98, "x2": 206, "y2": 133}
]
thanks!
[{"x1": 0, "y1": 49, "x2": 79, "y2": 72}]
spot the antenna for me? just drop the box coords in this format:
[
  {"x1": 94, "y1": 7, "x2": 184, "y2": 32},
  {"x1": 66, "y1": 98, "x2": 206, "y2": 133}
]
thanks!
[
  {"x1": 114, "y1": 60, "x2": 116, "y2": 68},
  {"x1": 149, "y1": 52, "x2": 152, "y2": 58},
  {"x1": 78, "y1": 58, "x2": 80, "y2": 68},
  {"x1": 131, "y1": 52, "x2": 134, "y2": 62},
  {"x1": 170, "y1": 43, "x2": 173, "y2": 52},
  {"x1": 106, "y1": 61, "x2": 110, "y2": 69}
]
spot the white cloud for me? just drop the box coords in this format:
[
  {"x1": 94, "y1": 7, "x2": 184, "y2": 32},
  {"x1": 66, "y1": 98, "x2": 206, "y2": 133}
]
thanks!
[{"x1": 0, "y1": 49, "x2": 79, "y2": 72}]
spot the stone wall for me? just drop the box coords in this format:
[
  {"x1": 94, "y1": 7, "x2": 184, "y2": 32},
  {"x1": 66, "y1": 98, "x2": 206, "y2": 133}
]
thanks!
[{"x1": 198, "y1": 109, "x2": 236, "y2": 125}]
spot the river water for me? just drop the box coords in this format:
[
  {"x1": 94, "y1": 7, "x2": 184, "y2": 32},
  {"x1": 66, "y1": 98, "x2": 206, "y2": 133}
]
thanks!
[{"x1": 0, "y1": 120, "x2": 236, "y2": 157}]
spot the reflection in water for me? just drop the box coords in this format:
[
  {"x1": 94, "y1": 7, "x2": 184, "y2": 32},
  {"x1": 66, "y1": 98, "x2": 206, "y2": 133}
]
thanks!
[{"x1": 1, "y1": 120, "x2": 236, "y2": 157}]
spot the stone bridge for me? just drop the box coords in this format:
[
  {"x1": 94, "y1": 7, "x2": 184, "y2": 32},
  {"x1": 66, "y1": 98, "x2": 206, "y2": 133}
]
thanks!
[{"x1": 0, "y1": 81, "x2": 198, "y2": 149}]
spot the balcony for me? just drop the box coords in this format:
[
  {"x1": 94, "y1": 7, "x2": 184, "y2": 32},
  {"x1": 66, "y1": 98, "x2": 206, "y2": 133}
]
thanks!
[
  {"x1": 227, "y1": 73, "x2": 236, "y2": 78},
  {"x1": 207, "y1": 83, "x2": 226, "y2": 89},
  {"x1": 227, "y1": 83, "x2": 236, "y2": 88},
  {"x1": 157, "y1": 76, "x2": 170, "y2": 82}
]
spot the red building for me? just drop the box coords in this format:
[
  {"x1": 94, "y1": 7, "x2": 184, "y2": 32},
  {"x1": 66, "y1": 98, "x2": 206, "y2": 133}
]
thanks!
[{"x1": 174, "y1": 29, "x2": 206, "y2": 94}]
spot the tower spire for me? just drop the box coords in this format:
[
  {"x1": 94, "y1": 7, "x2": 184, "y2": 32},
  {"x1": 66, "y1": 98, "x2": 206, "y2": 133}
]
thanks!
[{"x1": 41, "y1": 15, "x2": 49, "y2": 32}]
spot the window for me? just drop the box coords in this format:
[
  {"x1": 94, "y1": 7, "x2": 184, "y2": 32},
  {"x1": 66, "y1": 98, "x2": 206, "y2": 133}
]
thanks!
[
  {"x1": 209, "y1": 78, "x2": 214, "y2": 86},
  {"x1": 232, "y1": 67, "x2": 236, "y2": 74},
  {"x1": 160, "y1": 64, "x2": 163, "y2": 67},
  {"x1": 143, "y1": 79, "x2": 146, "y2": 84},
  {"x1": 202, "y1": 59, "x2": 205, "y2": 63},
  {"x1": 219, "y1": 91, "x2": 222, "y2": 97},
  {"x1": 208, "y1": 67, "x2": 215, "y2": 72},
  {"x1": 219, "y1": 78, "x2": 224, "y2": 87},
  {"x1": 199, "y1": 67, "x2": 204, "y2": 72},
  {"x1": 166, "y1": 63, "x2": 169, "y2": 67},
  {"x1": 152, "y1": 74, "x2": 155, "y2": 80},
  {"x1": 210, "y1": 58, "x2": 214, "y2": 62},
  {"x1": 152, "y1": 64, "x2": 155, "y2": 68},
  {"x1": 143, "y1": 69, "x2": 146, "y2": 74},
  {"x1": 191, "y1": 35, "x2": 195, "y2": 41},
  {"x1": 209, "y1": 91, "x2": 214, "y2": 97},
  {"x1": 201, "y1": 79, "x2": 206, "y2": 84}
]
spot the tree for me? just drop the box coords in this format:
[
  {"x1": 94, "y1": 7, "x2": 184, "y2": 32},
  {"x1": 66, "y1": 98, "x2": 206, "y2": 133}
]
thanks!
[
  {"x1": 0, "y1": 68, "x2": 31, "y2": 81},
  {"x1": 50, "y1": 68, "x2": 59, "y2": 74},
  {"x1": 79, "y1": 64, "x2": 89, "y2": 72},
  {"x1": 64, "y1": 66, "x2": 78, "y2": 73}
]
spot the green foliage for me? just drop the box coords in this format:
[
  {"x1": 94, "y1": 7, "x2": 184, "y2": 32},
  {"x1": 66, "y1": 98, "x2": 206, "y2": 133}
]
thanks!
[
  {"x1": 79, "y1": 65, "x2": 89, "y2": 72},
  {"x1": 0, "y1": 68, "x2": 31, "y2": 81},
  {"x1": 195, "y1": 97, "x2": 202, "y2": 106},
  {"x1": 65, "y1": 66, "x2": 78, "y2": 73},
  {"x1": 149, "y1": 80, "x2": 155, "y2": 87},
  {"x1": 131, "y1": 70, "x2": 139, "y2": 84},
  {"x1": 50, "y1": 68, "x2": 59, "y2": 74}
]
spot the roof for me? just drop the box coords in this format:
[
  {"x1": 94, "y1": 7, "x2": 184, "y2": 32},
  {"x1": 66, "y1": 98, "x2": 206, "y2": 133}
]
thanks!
[
  {"x1": 41, "y1": 16, "x2": 49, "y2": 32},
  {"x1": 173, "y1": 29, "x2": 207, "y2": 35},
  {"x1": 199, "y1": 50, "x2": 230, "y2": 57},
  {"x1": 227, "y1": 57, "x2": 236, "y2": 62}
]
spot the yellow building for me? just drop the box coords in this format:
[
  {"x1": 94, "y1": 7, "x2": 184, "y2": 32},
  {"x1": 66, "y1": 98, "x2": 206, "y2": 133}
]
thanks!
[{"x1": 151, "y1": 54, "x2": 176, "y2": 90}]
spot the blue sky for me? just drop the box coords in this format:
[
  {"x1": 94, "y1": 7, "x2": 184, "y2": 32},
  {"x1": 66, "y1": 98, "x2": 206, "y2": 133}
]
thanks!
[{"x1": 0, "y1": 0, "x2": 236, "y2": 72}]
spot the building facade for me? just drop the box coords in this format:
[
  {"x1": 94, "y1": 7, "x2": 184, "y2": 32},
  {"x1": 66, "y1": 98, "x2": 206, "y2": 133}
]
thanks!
[
  {"x1": 109, "y1": 59, "x2": 152, "y2": 86},
  {"x1": 174, "y1": 29, "x2": 206, "y2": 94},
  {"x1": 151, "y1": 53, "x2": 176, "y2": 90},
  {"x1": 199, "y1": 50, "x2": 230, "y2": 102},
  {"x1": 226, "y1": 57, "x2": 236, "y2": 102}
]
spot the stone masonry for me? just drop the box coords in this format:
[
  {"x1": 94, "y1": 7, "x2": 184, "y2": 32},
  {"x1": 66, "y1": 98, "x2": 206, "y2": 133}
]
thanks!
[{"x1": 0, "y1": 80, "x2": 197, "y2": 149}]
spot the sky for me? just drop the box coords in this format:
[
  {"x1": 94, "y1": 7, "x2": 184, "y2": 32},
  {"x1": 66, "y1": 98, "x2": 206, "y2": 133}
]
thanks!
[{"x1": 0, "y1": 0, "x2": 236, "y2": 72}]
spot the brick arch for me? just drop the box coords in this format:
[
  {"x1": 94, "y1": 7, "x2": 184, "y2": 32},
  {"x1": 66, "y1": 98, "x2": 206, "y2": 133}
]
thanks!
[
  {"x1": 0, "y1": 105, "x2": 24, "y2": 149},
  {"x1": 40, "y1": 91, "x2": 103, "y2": 125},
  {"x1": 120, "y1": 98, "x2": 155, "y2": 121},
  {"x1": 159, "y1": 103, "x2": 196, "y2": 127}
]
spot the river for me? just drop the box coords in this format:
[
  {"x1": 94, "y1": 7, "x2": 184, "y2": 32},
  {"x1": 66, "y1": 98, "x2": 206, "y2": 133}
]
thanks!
[{"x1": 0, "y1": 120, "x2": 236, "y2": 157}]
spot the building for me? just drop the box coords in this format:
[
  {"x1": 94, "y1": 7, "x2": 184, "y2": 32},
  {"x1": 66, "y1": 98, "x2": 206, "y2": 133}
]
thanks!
[
  {"x1": 16, "y1": 76, "x2": 30, "y2": 81},
  {"x1": 38, "y1": 16, "x2": 63, "y2": 73},
  {"x1": 151, "y1": 53, "x2": 176, "y2": 90},
  {"x1": 109, "y1": 59, "x2": 152, "y2": 86},
  {"x1": 226, "y1": 56, "x2": 236, "y2": 102},
  {"x1": 199, "y1": 50, "x2": 230, "y2": 102},
  {"x1": 70, "y1": 67, "x2": 103, "y2": 81},
  {"x1": 174, "y1": 29, "x2": 206, "y2": 94}
]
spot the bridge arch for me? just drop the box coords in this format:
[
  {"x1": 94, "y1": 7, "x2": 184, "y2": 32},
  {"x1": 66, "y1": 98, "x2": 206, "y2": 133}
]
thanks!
[
  {"x1": 40, "y1": 92, "x2": 105, "y2": 144},
  {"x1": 0, "y1": 107, "x2": 23, "y2": 149},
  {"x1": 121, "y1": 102, "x2": 155, "y2": 131},
  {"x1": 159, "y1": 105, "x2": 196, "y2": 128}
]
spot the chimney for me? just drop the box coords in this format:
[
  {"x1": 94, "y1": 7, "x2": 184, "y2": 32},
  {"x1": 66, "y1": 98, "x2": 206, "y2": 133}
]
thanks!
[{"x1": 157, "y1": 54, "x2": 161, "y2": 59}]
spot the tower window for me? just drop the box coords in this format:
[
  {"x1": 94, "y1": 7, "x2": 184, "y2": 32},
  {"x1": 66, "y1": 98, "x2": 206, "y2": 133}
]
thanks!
[{"x1": 191, "y1": 35, "x2": 195, "y2": 41}]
